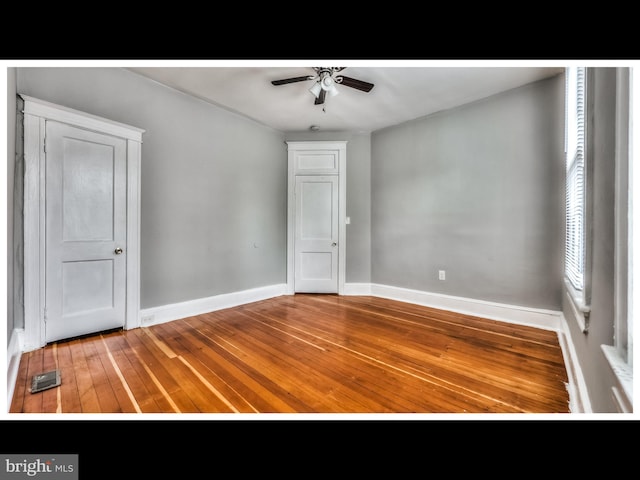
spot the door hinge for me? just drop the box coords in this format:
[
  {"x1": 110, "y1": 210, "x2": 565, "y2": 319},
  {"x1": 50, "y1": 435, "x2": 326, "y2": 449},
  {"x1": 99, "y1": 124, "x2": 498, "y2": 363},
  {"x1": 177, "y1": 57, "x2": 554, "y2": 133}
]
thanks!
[
  {"x1": 43, "y1": 307, "x2": 47, "y2": 321},
  {"x1": 43, "y1": 120, "x2": 47, "y2": 153}
]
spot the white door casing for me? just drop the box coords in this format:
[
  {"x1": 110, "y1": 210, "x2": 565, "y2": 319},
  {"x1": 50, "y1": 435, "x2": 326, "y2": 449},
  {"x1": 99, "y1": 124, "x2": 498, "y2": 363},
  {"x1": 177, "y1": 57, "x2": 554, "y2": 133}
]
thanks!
[
  {"x1": 21, "y1": 95, "x2": 144, "y2": 351},
  {"x1": 294, "y1": 175, "x2": 339, "y2": 292},
  {"x1": 45, "y1": 121, "x2": 128, "y2": 343},
  {"x1": 287, "y1": 141, "x2": 346, "y2": 295}
]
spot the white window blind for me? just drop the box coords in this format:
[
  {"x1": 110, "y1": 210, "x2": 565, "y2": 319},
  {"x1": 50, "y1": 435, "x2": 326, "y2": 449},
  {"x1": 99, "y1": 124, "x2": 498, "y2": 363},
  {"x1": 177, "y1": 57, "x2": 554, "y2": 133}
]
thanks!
[{"x1": 565, "y1": 67, "x2": 586, "y2": 293}]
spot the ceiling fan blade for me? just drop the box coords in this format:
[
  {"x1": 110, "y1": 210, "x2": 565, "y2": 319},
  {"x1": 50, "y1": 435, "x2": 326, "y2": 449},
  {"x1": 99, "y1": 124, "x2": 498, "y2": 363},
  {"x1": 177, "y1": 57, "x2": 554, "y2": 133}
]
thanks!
[
  {"x1": 271, "y1": 76, "x2": 314, "y2": 86},
  {"x1": 336, "y1": 75, "x2": 374, "y2": 93},
  {"x1": 314, "y1": 89, "x2": 326, "y2": 105}
]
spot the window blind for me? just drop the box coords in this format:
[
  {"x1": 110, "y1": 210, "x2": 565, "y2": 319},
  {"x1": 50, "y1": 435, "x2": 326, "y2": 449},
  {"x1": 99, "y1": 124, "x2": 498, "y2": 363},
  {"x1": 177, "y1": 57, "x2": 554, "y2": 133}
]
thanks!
[{"x1": 565, "y1": 67, "x2": 586, "y2": 292}]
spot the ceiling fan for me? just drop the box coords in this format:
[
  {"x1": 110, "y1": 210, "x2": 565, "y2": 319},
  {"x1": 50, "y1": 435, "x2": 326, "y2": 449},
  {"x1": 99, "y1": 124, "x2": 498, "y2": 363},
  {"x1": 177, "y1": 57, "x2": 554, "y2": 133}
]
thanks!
[{"x1": 271, "y1": 67, "x2": 374, "y2": 106}]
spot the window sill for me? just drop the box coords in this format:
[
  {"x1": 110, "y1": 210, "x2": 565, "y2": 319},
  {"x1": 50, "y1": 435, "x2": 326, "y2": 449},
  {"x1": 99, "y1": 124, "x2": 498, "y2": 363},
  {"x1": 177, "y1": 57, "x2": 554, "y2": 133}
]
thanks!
[
  {"x1": 601, "y1": 344, "x2": 633, "y2": 413},
  {"x1": 564, "y1": 278, "x2": 590, "y2": 333}
]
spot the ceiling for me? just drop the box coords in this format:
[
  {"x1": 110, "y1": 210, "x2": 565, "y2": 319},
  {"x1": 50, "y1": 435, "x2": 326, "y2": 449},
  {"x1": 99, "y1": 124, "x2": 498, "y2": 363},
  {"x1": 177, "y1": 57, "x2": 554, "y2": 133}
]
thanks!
[{"x1": 127, "y1": 64, "x2": 566, "y2": 133}]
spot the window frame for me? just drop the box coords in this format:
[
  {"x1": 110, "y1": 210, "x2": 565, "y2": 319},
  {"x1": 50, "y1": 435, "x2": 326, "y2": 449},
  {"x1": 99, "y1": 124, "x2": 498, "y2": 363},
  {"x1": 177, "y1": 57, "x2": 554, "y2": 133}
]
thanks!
[
  {"x1": 564, "y1": 66, "x2": 593, "y2": 333},
  {"x1": 600, "y1": 66, "x2": 634, "y2": 413},
  {"x1": 565, "y1": 65, "x2": 634, "y2": 412}
]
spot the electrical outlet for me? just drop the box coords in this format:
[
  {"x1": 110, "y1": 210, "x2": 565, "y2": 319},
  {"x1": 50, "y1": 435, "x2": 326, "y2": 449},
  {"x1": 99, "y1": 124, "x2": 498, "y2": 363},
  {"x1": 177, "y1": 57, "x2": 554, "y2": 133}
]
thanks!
[
  {"x1": 438, "y1": 270, "x2": 446, "y2": 281},
  {"x1": 141, "y1": 314, "x2": 155, "y2": 325}
]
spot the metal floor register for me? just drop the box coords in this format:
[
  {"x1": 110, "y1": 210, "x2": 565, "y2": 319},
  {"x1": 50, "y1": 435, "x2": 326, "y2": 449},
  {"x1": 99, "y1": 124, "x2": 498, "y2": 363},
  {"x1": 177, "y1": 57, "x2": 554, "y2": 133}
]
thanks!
[{"x1": 31, "y1": 370, "x2": 61, "y2": 393}]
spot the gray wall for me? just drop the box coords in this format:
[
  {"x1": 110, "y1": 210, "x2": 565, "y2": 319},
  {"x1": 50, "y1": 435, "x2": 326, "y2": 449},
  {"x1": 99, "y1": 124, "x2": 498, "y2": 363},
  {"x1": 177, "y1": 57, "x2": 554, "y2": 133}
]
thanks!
[
  {"x1": 562, "y1": 68, "x2": 620, "y2": 413},
  {"x1": 371, "y1": 76, "x2": 565, "y2": 310},
  {"x1": 7, "y1": 67, "x2": 16, "y2": 344},
  {"x1": 284, "y1": 131, "x2": 371, "y2": 283},
  {"x1": 17, "y1": 67, "x2": 287, "y2": 309}
]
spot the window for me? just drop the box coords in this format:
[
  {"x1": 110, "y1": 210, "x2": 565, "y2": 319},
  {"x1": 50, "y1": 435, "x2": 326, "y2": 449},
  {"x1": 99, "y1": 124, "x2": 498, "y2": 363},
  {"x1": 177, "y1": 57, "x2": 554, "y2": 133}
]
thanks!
[
  {"x1": 565, "y1": 67, "x2": 586, "y2": 293},
  {"x1": 564, "y1": 66, "x2": 590, "y2": 330}
]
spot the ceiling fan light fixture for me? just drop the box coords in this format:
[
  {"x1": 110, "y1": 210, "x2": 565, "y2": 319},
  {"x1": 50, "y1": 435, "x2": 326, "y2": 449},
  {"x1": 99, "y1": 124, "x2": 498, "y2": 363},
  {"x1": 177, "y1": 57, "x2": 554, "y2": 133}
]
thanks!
[
  {"x1": 320, "y1": 73, "x2": 333, "y2": 90},
  {"x1": 320, "y1": 72, "x2": 339, "y2": 97},
  {"x1": 309, "y1": 81, "x2": 322, "y2": 98}
]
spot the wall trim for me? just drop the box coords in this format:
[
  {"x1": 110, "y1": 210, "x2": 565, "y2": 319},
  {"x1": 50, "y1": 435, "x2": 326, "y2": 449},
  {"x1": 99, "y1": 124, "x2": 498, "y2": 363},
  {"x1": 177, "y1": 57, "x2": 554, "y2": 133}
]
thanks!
[
  {"x1": 558, "y1": 314, "x2": 592, "y2": 413},
  {"x1": 139, "y1": 284, "x2": 288, "y2": 327},
  {"x1": 370, "y1": 283, "x2": 563, "y2": 331},
  {"x1": 286, "y1": 141, "x2": 347, "y2": 295},
  {"x1": 6, "y1": 328, "x2": 24, "y2": 412},
  {"x1": 601, "y1": 344, "x2": 633, "y2": 413},
  {"x1": 21, "y1": 95, "x2": 145, "y2": 142},
  {"x1": 140, "y1": 282, "x2": 566, "y2": 332}
]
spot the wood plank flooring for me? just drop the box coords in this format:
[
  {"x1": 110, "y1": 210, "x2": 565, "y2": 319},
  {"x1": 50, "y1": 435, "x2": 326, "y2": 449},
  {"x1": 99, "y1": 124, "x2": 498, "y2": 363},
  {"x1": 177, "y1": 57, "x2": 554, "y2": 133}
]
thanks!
[{"x1": 9, "y1": 294, "x2": 571, "y2": 414}]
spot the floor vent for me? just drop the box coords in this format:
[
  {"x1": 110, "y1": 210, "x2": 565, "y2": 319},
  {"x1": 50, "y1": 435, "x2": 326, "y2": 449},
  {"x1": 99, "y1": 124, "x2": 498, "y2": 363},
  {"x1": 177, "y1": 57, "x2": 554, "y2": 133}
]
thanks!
[{"x1": 31, "y1": 370, "x2": 61, "y2": 394}]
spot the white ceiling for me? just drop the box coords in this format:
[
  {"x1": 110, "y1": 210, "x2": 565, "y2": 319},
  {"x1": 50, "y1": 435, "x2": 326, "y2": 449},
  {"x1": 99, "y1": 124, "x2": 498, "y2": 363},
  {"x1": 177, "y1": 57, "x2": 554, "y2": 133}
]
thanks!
[{"x1": 127, "y1": 64, "x2": 565, "y2": 133}]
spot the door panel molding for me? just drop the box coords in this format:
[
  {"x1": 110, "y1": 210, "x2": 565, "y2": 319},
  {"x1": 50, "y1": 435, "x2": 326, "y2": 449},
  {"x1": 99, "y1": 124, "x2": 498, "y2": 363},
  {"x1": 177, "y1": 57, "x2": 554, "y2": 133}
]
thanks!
[
  {"x1": 287, "y1": 141, "x2": 346, "y2": 295},
  {"x1": 45, "y1": 121, "x2": 128, "y2": 343},
  {"x1": 294, "y1": 175, "x2": 339, "y2": 292},
  {"x1": 20, "y1": 95, "x2": 144, "y2": 351}
]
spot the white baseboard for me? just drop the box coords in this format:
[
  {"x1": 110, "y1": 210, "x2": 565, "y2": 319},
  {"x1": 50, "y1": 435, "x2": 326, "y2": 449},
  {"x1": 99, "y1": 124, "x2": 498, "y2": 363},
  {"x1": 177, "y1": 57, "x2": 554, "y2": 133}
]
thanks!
[
  {"x1": 139, "y1": 283, "x2": 288, "y2": 327},
  {"x1": 558, "y1": 315, "x2": 592, "y2": 413},
  {"x1": 6, "y1": 328, "x2": 24, "y2": 412},
  {"x1": 370, "y1": 283, "x2": 563, "y2": 331},
  {"x1": 141, "y1": 282, "x2": 563, "y2": 332}
]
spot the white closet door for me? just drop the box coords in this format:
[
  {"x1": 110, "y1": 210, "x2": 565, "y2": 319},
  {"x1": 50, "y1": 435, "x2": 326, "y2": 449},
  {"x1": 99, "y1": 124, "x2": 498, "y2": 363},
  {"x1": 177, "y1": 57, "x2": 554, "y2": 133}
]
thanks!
[
  {"x1": 45, "y1": 120, "x2": 127, "y2": 343},
  {"x1": 294, "y1": 175, "x2": 339, "y2": 293}
]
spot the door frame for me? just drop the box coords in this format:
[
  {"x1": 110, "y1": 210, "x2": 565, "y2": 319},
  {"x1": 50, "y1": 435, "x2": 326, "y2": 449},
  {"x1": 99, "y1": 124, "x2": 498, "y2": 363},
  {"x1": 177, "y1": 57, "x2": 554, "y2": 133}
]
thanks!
[
  {"x1": 20, "y1": 95, "x2": 145, "y2": 351},
  {"x1": 286, "y1": 141, "x2": 346, "y2": 295}
]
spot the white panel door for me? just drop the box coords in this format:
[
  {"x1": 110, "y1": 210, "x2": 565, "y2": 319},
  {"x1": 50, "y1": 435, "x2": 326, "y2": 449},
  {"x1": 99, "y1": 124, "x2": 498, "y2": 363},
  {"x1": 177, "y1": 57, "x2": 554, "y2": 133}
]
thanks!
[
  {"x1": 295, "y1": 175, "x2": 339, "y2": 293},
  {"x1": 45, "y1": 121, "x2": 127, "y2": 343}
]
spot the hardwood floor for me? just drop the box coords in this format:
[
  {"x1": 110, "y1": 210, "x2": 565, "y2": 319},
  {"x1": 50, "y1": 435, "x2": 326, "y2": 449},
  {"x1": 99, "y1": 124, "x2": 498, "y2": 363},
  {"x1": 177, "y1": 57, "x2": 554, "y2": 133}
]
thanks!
[{"x1": 9, "y1": 294, "x2": 571, "y2": 414}]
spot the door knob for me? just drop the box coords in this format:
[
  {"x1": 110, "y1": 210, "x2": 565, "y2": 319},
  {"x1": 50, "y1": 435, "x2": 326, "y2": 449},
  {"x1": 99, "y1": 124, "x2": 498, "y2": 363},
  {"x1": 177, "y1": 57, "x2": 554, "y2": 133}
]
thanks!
[
  {"x1": 114, "y1": 247, "x2": 123, "y2": 255},
  {"x1": 332, "y1": 242, "x2": 337, "y2": 247}
]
